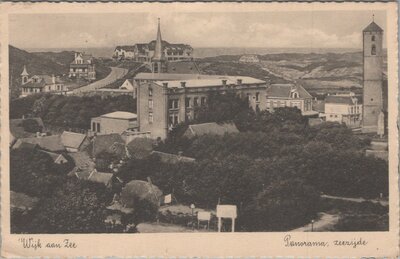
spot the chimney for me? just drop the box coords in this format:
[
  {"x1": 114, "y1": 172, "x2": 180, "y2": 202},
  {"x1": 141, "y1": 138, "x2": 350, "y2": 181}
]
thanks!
[
  {"x1": 36, "y1": 132, "x2": 41, "y2": 138},
  {"x1": 222, "y1": 79, "x2": 227, "y2": 86},
  {"x1": 180, "y1": 81, "x2": 186, "y2": 88},
  {"x1": 52, "y1": 74, "x2": 56, "y2": 84},
  {"x1": 22, "y1": 115, "x2": 25, "y2": 120},
  {"x1": 237, "y1": 79, "x2": 243, "y2": 85}
]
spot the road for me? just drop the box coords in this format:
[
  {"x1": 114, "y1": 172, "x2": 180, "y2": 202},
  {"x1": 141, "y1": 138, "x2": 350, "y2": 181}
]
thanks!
[
  {"x1": 291, "y1": 213, "x2": 339, "y2": 232},
  {"x1": 71, "y1": 67, "x2": 128, "y2": 94}
]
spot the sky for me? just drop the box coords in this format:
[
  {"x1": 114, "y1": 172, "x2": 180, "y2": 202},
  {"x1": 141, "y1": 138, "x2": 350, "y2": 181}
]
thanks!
[{"x1": 9, "y1": 10, "x2": 386, "y2": 49}]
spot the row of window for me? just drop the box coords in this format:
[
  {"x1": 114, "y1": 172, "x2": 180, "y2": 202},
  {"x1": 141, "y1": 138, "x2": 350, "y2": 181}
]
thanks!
[{"x1": 168, "y1": 97, "x2": 207, "y2": 110}]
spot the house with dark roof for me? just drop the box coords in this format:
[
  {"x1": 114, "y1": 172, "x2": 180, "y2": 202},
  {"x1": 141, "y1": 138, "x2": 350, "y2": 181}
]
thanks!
[
  {"x1": 183, "y1": 122, "x2": 239, "y2": 138},
  {"x1": 20, "y1": 66, "x2": 67, "y2": 97},
  {"x1": 12, "y1": 135, "x2": 65, "y2": 152},
  {"x1": 265, "y1": 84, "x2": 318, "y2": 116},
  {"x1": 61, "y1": 131, "x2": 90, "y2": 152},
  {"x1": 69, "y1": 52, "x2": 96, "y2": 80},
  {"x1": 324, "y1": 92, "x2": 362, "y2": 127}
]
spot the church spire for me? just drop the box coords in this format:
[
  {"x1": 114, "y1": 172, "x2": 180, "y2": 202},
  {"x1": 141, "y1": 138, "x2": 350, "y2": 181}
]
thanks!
[{"x1": 152, "y1": 18, "x2": 164, "y2": 61}]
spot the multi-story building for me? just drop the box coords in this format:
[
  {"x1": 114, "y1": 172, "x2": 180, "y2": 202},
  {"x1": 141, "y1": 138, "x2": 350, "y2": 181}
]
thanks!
[
  {"x1": 324, "y1": 93, "x2": 362, "y2": 127},
  {"x1": 113, "y1": 20, "x2": 193, "y2": 62},
  {"x1": 69, "y1": 52, "x2": 96, "y2": 80},
  {"x1": 137, "y1": 76, "x2": 267, "y2": 140},
  {"x1": 265, "y1": 84, "x2": 317, "y2": 116},
  {"x1": 20, "y1": 66, "x2": 67, "y2": 97}
]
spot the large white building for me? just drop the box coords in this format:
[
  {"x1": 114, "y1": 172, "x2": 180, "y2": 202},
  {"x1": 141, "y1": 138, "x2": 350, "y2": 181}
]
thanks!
[{"x1": 324, "y1": 93, "x2": 362, "y2": 127}]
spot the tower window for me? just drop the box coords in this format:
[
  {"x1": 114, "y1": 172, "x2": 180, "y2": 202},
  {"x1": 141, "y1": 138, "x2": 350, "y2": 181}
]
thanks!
[
  {"x1": 371, "y1": 44, "x2": 376, "y2": 55},
  {"x1": 372, "y1": 35, "x2": 375, "y2": 41}
]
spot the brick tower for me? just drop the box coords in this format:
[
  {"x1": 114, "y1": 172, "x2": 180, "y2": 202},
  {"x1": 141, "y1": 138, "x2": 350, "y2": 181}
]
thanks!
[{"x1": 362, "y1": 17, "x2": 384, "y2": 133}]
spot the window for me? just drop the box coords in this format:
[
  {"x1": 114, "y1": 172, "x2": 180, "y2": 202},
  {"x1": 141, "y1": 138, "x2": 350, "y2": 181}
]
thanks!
[
  {"x1": 256, "y1": 92, "x2": 260, "y2": 102},
  {"x1": 201, "y1": 97, "x2": 206, "y2": 106},
  {"x1": 185, "y1": 97, "x2": 191, "y2": 108},
  {"x1": 372, "y1": 35, "x2": 375, "y2": 41},
  {"x1": 291, "y1": 91, "x2": 299, "y2": 98},
  {"x1": 97, "y1": 123, "x2": 101, "y2": 133},
  {"x1": 371, "y1": 45, "x2": 376, "y2": 55},
  {"x1": 168, "y1": 99, "x2": 179, "y2": 109},
  {"x1": 149, "y1": 112, "x2": 153, "y2": 123},
  {"x1": 169, "y1": 113, "x2": 179, "y2": 125},
  {"x1": 194, "y1": 97, "x2": 199, "y2": 107},
  {"x1": 148, "y1": 99, "x2": 153, "y2": 109},
  {"x1": 149, "y1": 87, "x2": 153, "y2": 97},
  {"x1": 92, "y1": 122, "x2": 96, "y2": 132}
]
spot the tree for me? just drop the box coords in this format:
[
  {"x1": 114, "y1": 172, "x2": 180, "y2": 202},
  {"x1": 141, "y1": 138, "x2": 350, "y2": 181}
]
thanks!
[
  {"x1": 239, "y1": 179, "x2": 320, "y2": 231},
  {"x1": 21, "y1": 118, "x2": 43, "y2": 133},
  {"x1": 23, "y1": 179, "x2": 110, "y2": 233},
  {"x1": 10, "y1": 148, "x2": 68, "y2": 198}
]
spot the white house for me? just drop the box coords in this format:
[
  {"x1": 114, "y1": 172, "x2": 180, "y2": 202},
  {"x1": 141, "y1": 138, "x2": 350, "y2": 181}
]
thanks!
[
  {"x1": 119, "y1": 79, "x2": 137, "y2": 98},
  {"x1": 324, "y1": 92, "x2": 362, "y2": 127}
]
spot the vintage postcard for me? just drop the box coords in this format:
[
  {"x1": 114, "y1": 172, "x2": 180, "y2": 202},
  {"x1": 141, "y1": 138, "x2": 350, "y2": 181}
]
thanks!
[{"x1": 0, "y1": 2, "x2": 399, "y2": 258}]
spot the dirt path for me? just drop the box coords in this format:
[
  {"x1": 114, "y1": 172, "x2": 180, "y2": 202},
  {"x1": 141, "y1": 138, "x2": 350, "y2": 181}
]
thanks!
[
  {"x1": 71, "y1": 67, "x2": 128, "y2": 94},
  {"x1": 291, "y1": 213, "x2": 339, "y2": 232},
  {"x1": 321, "y1": 194, "x2": 388, "y2": 207}
]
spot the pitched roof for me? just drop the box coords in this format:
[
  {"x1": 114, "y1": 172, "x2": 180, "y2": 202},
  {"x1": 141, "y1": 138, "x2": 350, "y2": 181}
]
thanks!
[
  {"x1": 15, "y1": 135, "x2": 65, "y2": 152},
  {"x1": 152, "y1": 18, "x2": 165, "y2": 61},
  {"x1": 100, "y1": 111, "x2": 137, "y2": 120},
  {"x1": 40, "y1": 150, "x2": 66, "y2": 163},
  {"x1": 266, "y1": 84, "x2": 312, "y2": 99},
  {"x1": 21, "y1": 65, "x2": 29, "y2": 76},
  {"x1": 325, "y1": 95, "x2": 356, "y2": 105},
  {"x1": 151, "y1": 151, "x2": 195, "y2": 164},
  {"x1": 88, "y1": 170, "x2": 113, "y2": 185},
  {"x1": 61, "y1": 131, "x2": 87, "y2": 149},
  {"x1": 363, "y1": 21, "x2": 383, "y2": 32},
  {"x1": 10, "y1": 117, "x2": 45, "y2": 139},
  {"x1": 166, "y1": 61, "x2": 200, "y2": 74},
  {"x1": 135, "y1": 72, "x2": 212, "y2": 81},
  {"x1": 185, "y1": 122, "x2": 239, "y2": 137}
]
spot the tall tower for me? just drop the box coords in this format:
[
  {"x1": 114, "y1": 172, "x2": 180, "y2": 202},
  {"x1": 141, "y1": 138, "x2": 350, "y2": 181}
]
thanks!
[
  {"x1": 151, "y1": 18, "x2": 167, "y2": 73},
  {"x1": 362, "y1": 17, "x2": 384, "y2": 133},
  {"x1": 21, "y1": 65, "x2": 29, "y2": 85}
]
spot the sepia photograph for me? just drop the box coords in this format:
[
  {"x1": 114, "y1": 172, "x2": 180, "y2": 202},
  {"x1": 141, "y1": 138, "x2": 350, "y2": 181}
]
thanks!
[{"x1": 1, "y1": 2, "x2": 399, "y2": 258}]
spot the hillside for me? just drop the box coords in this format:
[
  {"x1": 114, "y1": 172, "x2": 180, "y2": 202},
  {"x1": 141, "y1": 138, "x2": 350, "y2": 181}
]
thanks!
[
  {"x1": 197, "y1": 51, "x2": 387, "y2": 96},
  {"x1": 9, "y1": 46, "x2": 112, "y2": 99}
]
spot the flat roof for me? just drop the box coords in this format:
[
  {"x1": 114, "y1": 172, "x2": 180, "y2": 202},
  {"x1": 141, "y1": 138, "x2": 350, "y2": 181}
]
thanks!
[
  {"x1": 100, "y1": 111, "x2": 137, "y2": 120},
  {"x1": 154, "y1": 76, "x2": 266, "y2": 89}
]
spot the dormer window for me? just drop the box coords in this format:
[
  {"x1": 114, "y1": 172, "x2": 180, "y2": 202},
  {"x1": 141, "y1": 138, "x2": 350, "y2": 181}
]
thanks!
[
  {"x1": 149, "y1": 87, "x2": 153, "y2": 96},
  {"x1": 291, "y1": 91, "x2": 299, "y2": 99},
  {"x1": 371, "y1": 45, "x2": 376, "y2": 55}
]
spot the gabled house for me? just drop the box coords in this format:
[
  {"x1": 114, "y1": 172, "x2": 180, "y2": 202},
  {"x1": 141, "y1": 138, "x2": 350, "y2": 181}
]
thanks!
[
  {"x1": 119, "y1": 79, "x2": 137, "y2": 98},
  {"x1": 324, "y1": 92, "x2": 362, "y2": 127},
  {"x1": 20, "y1": 66, "x2": 67, "y2": 97},
  {"x1": 265, "y1": 84, "x2": 318, "y2": 116},
  {"x1": 69, "y1": 52, "x2": 96, "y2": 80}
]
